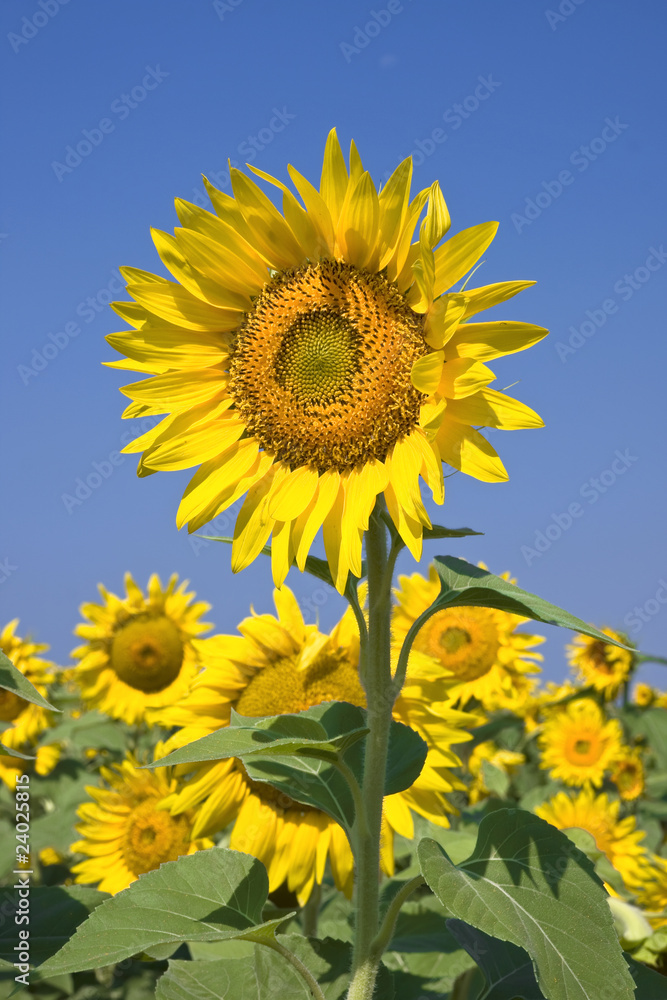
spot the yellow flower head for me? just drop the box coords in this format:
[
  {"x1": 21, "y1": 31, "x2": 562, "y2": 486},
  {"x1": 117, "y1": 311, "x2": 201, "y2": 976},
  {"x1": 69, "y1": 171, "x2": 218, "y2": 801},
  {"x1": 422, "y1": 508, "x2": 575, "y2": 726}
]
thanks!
[
  {"x1": 632, "y1": 683, "x2": 657, "y2": 707},
  {"x1": 567, "y1": 628, "x2": 634, "y2": 699},
  {"x1": 108, "y1": 130, "x2": 546, "y2": 592},
  {"x1": 535, "y1": 788, "x2": 649, "y2": 891},
  {"x1": 635, "y1": 857, "x2": 667, "y2": 928},
  {"x1": 537, "y1": 697, "x2": 624, "y2": 788},
  {"x1": 610, "y1": 749, "x2": 645, "y2": 801},
  {"x1": 0, "y1": 620, "x2": 56, "y2": 789},
  {"x1": 392, "y1": 564, "x2": 543, "y2": 709},
  {"x1": 467, "y1": 740, "x2": 525, "y2": 804},
  {"x1": 71, "y1": 573, "x2": 211, "y2": 726},
  {"x1": 155, "y1": 586, "x2": 474, "y2": 905},
  {"x1": 71, "y1": 742, "x2": 212, "y2": 895}
]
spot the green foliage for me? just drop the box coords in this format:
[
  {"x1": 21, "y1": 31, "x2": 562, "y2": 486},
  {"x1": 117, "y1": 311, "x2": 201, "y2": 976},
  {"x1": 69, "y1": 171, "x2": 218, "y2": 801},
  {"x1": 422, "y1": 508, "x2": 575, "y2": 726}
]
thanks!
[
  {"x1": 41, "y1": 850, "x2": 292, "y2": 975},
  {"x1": 0, "y1": 649, "x2": 57, "y2": 713},
  {"x1": 418, "y1": 808, "x2": 636, "y2": 1000}
]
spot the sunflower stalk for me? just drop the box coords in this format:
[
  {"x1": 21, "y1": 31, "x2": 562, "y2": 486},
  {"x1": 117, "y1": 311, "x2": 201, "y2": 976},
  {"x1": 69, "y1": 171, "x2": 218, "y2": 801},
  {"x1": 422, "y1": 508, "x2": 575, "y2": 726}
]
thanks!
[{"x1": 347, "y1": 502, "x2": 396, "y2": 1000}]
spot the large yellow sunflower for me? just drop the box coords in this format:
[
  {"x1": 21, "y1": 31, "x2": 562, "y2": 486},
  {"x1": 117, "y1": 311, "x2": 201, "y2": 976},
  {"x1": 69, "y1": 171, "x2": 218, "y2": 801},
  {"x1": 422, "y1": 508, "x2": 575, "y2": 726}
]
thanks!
[
  {"x1": 71, "y1": 743, "x2": 212, "y2": 895},
  {"x1": 107, "y1": 130, "x2": 546, "y2": 592},
  {"x1": 392, "y1": 563, "x2": 544, "y2": 709},
  {"x1": 535, "y1": 788, "x2": 649, "y2": 891},
  {"x1": 0, "y1": 620, "x2": 58, "y2": 789},
  {"x1": 155, "y1": 586, "x2": 474, "y2": 905},
  {"x1": 537, "y1": 697, "x2": 624, "y2": 788},
  {"x1": 71, "y1": 573, "x2": 211, "y2": 726},
  {"x1": 567, "y1": 627, "x2": 635, "y2": 700}
]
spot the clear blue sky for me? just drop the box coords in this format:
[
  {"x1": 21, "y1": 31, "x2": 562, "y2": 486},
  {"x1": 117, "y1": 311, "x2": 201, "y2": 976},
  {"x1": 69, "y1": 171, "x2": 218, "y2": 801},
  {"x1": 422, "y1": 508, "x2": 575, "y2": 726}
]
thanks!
[{"x1": 2, "y1": 0, "x2": 666, "y2": 687}]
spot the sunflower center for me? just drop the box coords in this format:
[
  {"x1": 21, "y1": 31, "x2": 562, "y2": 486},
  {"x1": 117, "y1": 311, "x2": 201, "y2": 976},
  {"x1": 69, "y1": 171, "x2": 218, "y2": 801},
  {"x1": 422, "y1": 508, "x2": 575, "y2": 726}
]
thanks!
[
  {"x1": 589, "y1": 641, "x2": 614, "y2": 674},
  {"x1": 110, "y1": 615, "x2": 184, "y2": 694},
  {"x1": 235, "y1": 647, "x2": 366, "y2": 718},
  {"x1": 415, "y1": 608, "x2": 500, "y2": 682},
  {"x1": 229, "y1": 260, "x2": 427, "y2": 473},
  {"x1": 565, "y1": 732, "x2": 600, "y2": 766},
  {"x1": 0, "y1": 689, "x2": 27, "y2": 722},
  {"x1": 122, "y1": 798, "x2": 191, "y2": 877},
  {"x1": 574, "y1": 740, "x2": 591, "y2": 755}
]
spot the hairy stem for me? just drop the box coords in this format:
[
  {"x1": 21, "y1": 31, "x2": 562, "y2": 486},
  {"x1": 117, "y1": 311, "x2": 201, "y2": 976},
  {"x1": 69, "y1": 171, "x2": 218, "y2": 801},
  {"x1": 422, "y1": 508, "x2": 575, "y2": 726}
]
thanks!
[
  {"x1": 370, "y1": 875, "x2": 425, "y2": 962},
  {"x1": 250, "y1": 936, "x2": 326, "y2": 1000}
]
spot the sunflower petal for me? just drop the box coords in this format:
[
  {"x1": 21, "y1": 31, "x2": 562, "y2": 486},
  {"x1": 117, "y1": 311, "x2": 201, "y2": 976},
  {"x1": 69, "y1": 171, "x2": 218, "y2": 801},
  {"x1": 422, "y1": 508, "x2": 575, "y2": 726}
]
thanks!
[
  {"x1": 411, "y1": 350, "x2": 444, "y2": 395},
  {"x1": 446, "y1": 388, "x2": 544, "y2": 429},
  {"x1": 319, "y1": 128, "x2": 349, "y2": 226},
  {"x1": 463, "y1": 280, "x2": 536, "y2": 319},
  {"x1": 437, "y1": 358, "x2": 496, "y2": 399},
  {"x1": 433, "y1": 221, "x2": 498, "y2": 297},
  {"x1": 446, "y1": 321, "x2": 548, "y2": 361},
  {"x1": 436, "y1": 422, "x2": 508, "y2": 482}
]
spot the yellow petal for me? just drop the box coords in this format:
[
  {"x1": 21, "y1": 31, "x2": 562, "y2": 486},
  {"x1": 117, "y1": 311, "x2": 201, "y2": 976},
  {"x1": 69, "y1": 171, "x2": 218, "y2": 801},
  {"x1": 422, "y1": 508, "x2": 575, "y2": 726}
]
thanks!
[
  {"x1": 125, "y1": 277, "x2": 241, "y2": 332},
  {"x1": 420, "y1": 180, "x2": 451, "y2": 249},
  {"x1": 322, "y1": 480, "x2": 347, "y2": 592},
  {"x1": 463, "y1": 280, "x2": 536, "y2": 319},
  {"x1": 436, "y1": 422, "x2": 508, "y2": 482},
  {"x1": 269, "y1": 466, "x2": 320, "y2": 522},
  {"x1": 270, "y1": 519, "x2": 294, "y2": 587},
  {"x1": 293, "y1": 471, "x2": 341, "y2": 571},
  {"x1": 384, "y1": 480, "x2": 423, "y2": 560},
  {"x1": 287, "y1": 164, "x2": 335, "y2": 253},
  {"x1": 445, "y1": 388, "x2": 544, "y2": 429},
  {"x1": 336, "y1": 171, "x2": 380, "y2": 269},
  {"x1": 174, "y1": 200, "x2": 268, "y2": 283},
  {"x1": 232, "y1": 464, "x2": 289, "y2": 572},
  {"x1": 230, "y1": 169, "x2": 304, "y2": 269},
  {"x1": 176, "y1": 440, "x2": 262, "y2": 529},
  {"x1": 437, "y1": 358, "x2": 496, "y2": 399},
  {"x1": 119, "y1": 368, "x2": 226, "y2": 412},
  {"x1": 174, "y1": 226, "x2": 267, "y2": 296},
  {"x1": 319, "y1": 128, "x2": 349, "y2": 227},
  {"x1": 410, "y1": 350, "x2": 444, "y2": 395},
  {"x1": 424, "y1": 294, "x2": 468, "y2": 349},
  {"x1": 142, "y1": 414, "x2": 245, "y2": 472},
  {"x1": 110, "y1": 300, "x2": 149, "y2": 329},
  {"x1": 106, "y1": 326, "x2": 228, "y2": 370},
  {"x1": 433, "y1": 221, "x2": 498, "y2": 297},
  {"x1": 377, "y1": 157, "x2": 413, "y2": 267},
  {"x1": 446, "y1": 321, "x2": 549, "y2": 361},
  {"x1": 272, "y1": 586, "x2": 306, "y2": 645},
  {"x1": 281, "y1": 189, "x2": 325, "y2": 259},
  {"x1": 150, "y1": 229, "x2": 250, "y2": 310}
]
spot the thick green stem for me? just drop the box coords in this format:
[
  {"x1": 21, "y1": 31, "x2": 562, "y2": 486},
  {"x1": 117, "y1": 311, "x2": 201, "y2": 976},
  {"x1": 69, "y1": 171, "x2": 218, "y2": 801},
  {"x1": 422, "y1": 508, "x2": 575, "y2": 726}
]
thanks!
[
  {"x1": 347, "y1": 504, "x2": 395, "y2": 999},
  {"x1": 369, "y1": 875, "x2": 425, "y2": 961}
]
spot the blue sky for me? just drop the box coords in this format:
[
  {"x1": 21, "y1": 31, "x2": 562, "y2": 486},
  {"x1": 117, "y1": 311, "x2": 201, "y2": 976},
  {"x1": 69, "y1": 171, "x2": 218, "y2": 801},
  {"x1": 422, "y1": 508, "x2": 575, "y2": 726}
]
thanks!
[{"x1": 2, "y1": 0, "x2": 666, "y2": 687}]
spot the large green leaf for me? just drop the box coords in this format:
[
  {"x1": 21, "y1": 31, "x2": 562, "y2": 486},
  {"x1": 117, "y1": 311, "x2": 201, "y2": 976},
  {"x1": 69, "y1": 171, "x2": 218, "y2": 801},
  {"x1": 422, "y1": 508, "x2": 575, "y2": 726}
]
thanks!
[
  {"x1": 0, "y1": 886, "x2": 108, "y2": 971},
  {"x1": 155, "y1": 936, "x2": 394, "y2": 1000},
  {"x1": 42, "y1": 710, "x2": 129, "y2": 752},
  {"x1": 417, "y1": 808, "x2": 635, "y2": 1000},
  {"x1": 447, "y1": 919, "x2": 545, "y2": 999},
  {"x1": 0, "y1": 648, "x2": 57, "y2": 712},
  {"x1": 0, "y1": 742, "x2": 33, "y2": 760},
  {"x1": 153, "y1": 702, "x2": 427, "y2": 835},
  {"x1": 40, "y1": 849, "x2": 292, "y2": 975},
  {"x1": 429, "y1": 557, "x2": 632, "y2": 648},
  {"x1": 621, "y1": 707, "x2": 667, "y2": 769}
]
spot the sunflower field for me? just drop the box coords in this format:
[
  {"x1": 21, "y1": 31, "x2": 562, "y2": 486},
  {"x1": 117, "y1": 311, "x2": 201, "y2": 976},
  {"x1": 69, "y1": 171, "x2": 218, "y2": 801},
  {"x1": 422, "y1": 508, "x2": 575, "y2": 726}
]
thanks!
[{"x1": 2, "y1": 133, "x2": 667, "y2": 1000}]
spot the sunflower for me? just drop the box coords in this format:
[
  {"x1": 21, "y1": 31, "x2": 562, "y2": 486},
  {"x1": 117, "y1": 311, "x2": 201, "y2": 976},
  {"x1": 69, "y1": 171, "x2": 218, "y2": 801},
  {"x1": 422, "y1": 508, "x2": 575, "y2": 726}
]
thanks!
[
  {"x1": 635, "y1": 858, "x2": 667, "y2": 928},
  {"x1": 466, "y1": 740, "x2": 525, "y2": 804},
  {"x1": 107, "y1": 130, "x2": 546, "y2": 593},
  {"x1": 71, "y1": 573, "x2": 211, "y2": 725},
  {"x1": 536, "y1": 788, "x2": 649, "y2": 891},
  {"x1": 632, "y1": 683, "x2": 656, "y2": 707},
  {"x1": 610, "y1": 749, "x2": 645, "y2": 801},
  {"x1": 567, "y1": 628, "x2": 635, "y2": 700},
  {"x1": 0, "y1": 620, "x2": 57, "y2": 789},
  {"x1": 156, "y1": 586, "x2": 474, "y2": 905},
  {"x1": 537, "y1": 697, "x2": 624, "y2": 788},
  {"x1": 392, "y1": 563, "x2": 543, "y2": 709},
  {"x1": 70, "y1": 743, "x2": 212, "y2": 895}
]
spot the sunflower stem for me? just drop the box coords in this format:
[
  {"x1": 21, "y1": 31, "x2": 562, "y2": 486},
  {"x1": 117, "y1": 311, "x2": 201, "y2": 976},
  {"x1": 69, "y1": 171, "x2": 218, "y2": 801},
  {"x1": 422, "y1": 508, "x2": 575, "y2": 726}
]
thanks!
[
  {"x1": 252, "y1": 935, "x2": 326, "y2": 1000},
  {"x1": 347, "y1": 502, "x2": 395, "y2": 1000},
  {"x1": 302, "y1": 881, "x2": 321, "y2": 938}
]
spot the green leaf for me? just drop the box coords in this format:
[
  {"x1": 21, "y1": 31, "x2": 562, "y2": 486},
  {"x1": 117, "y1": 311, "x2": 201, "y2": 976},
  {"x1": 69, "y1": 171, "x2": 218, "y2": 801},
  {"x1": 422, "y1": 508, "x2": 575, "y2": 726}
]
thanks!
[
  {"x1": 155, "y1": 936, "x2": 392, "y2": 1000},
  {"x1": 0, "y1": 648, "x2": 58, "y2": 712},
  {"x1": 42, "y1": 710, "x2": 129, "y2": 752},
  {"x1": 417, "y1": 808, "x2": 635, "y2": 1000},
  {"x1": 423, "y1": 524, "x2": 484, "y2": 541},
  {"x1": 152, "y1": 702, "x2": 427, "y2": 835},
  {"x1": 40, "y1": 849, "x2": 293, "y2": 975},
  {"x1": 621, "y1": 707, "x2": 667, "y2": 769},
  {"x1": 480, "y1": 759, "x2": 510, "y2": 798},
  {"x1": 0, "y1": 742, "x2": 34, "y2": 760},
  {"x1": 0, "y1": 886, "x2": 108, "y2": 971},
  {"x1": 447, "y1": 919, "x2": 544, "y2": 999},
  {"x1": 430, "y1": 557, "x2": 633, "y2": 648}
]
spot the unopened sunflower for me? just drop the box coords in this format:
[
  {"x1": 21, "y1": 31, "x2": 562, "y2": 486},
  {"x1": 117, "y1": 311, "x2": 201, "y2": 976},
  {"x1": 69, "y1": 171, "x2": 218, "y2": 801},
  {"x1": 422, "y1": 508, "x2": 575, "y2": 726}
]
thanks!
[
  {"x1": 537, "y1": 697, "x2": 624, "y2": 788},
  {"x1": 71, "y1": 743, "x2": 212, "y2": 895},
  {"x1": 0, "y1": 621, "x2": 58, "y2": 789},
  {"x1": 108, "y1": 130, "x2": 546, "y2": 592},
  {"x1": 567, "y1": 628, "x2": 635, "y2": 700},
  {"x1": 71, "y1": 573, "x2": 211, "y2": 725},
  {"x1": 392, "y1": 564, "x2": 544, "y2": 709},
  {"x1": 536, "y1": 788, "x2": 649, "y2": 891},
  {"x1": 156, "y1": 587, "x2": 474, "y2": 904}
]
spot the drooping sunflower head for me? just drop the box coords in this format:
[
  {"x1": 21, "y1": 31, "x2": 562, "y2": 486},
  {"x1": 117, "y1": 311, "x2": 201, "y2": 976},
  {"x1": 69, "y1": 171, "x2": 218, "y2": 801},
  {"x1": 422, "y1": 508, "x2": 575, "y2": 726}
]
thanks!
[
  {"x1": 537, "y1": 696, "x2": 625, "y2": 788},
  {"x1": 392, "y1": 564, "x2": 544, "y2": 709},
  {"x1": 535, "y1": 788, "x2": 649, "y2": 891},
  {"x1": 70, "y1": 743, "x2": 212, "y2": 895},
  {"x1": 155, "y1": 586, "x2": 473, "y2": 903},
  {"x1": 0, "y1": 620, "x2": 57, "y2": 788},
  {"x1": 71, "y1": 573, "x2": 211, "y2": 725},
  {"x1": 108, "y1": 130, "x2": 547, "y2": 592},
  {"x1": 567, "y1": 627, "x2": 635, "y2": 699},
  {"x1": 610, "y1": 749, "x2": 645, "y2": 801}
]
